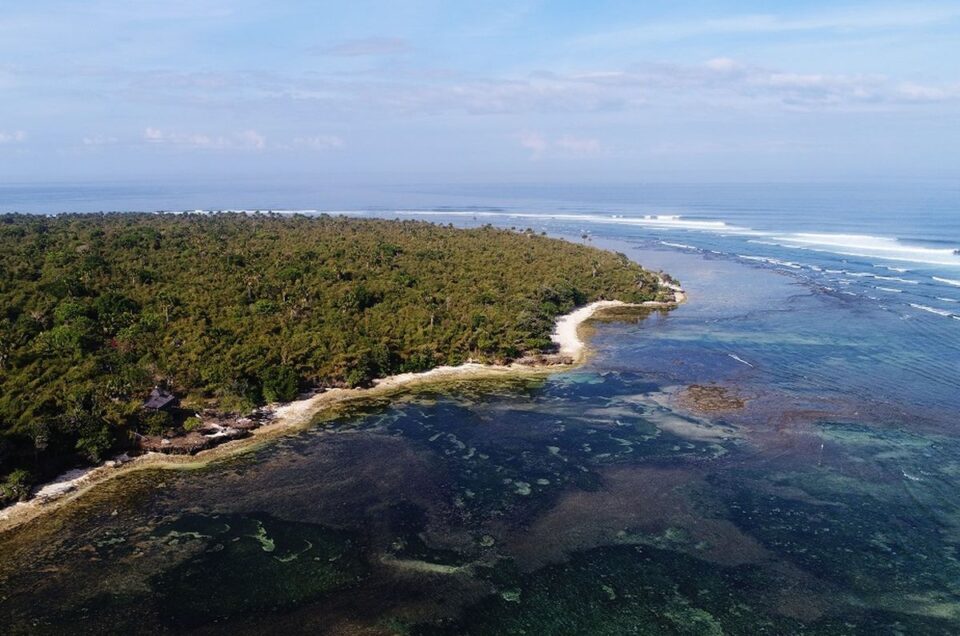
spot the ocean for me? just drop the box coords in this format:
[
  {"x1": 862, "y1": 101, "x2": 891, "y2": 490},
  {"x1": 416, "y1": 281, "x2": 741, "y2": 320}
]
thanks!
[{"x1": 1, "y1": 180, "x2": 959, "y2": 632}]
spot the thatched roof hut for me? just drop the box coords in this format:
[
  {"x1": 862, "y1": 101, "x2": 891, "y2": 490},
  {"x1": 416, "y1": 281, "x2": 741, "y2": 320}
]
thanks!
[{"x1": 143, "y1": 388, "x2": 178, "y2": 411}]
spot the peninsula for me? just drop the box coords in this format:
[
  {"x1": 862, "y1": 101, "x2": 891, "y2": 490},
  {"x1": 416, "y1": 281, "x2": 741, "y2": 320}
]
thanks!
[{"x1": 0, "y1": 213, "x2": 677, "y2": 506}]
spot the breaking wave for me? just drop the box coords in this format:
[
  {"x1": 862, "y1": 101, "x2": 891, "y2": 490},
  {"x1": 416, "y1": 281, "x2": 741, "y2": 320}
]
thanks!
[{"x1": 910, "y1": 303, "x2": 955, "y2": 318}]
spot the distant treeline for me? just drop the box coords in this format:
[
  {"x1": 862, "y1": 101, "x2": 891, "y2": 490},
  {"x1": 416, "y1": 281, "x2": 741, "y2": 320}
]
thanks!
[{"x1": 0, "y1": 213, "x2": 667, "y2": 501}]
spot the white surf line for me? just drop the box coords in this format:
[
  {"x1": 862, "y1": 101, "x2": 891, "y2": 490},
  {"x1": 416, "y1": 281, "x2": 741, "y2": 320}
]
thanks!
[
  {"x1": 873, "y1": 275, "x2": 917, "y2": 284},
  {"x1": 910, "y1": 303, "x2": 954, "y2": 317},
  {"x1": 728, "y1": 354, "x2": 754, "y2": 367},
  {"x1": 347, "y1": 210, "x2": 960, "y2": 268}
]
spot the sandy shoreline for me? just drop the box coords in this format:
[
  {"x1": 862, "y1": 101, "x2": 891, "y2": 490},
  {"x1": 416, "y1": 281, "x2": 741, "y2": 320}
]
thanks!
[
  {"x1": 0, "y1": 294, "x2": 684, "y2": 534},
  {"x1": 551, "y1": 299, "x2": 630, "y2": 360}
]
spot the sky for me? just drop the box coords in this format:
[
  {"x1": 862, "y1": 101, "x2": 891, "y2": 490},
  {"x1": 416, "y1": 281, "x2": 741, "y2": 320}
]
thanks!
[{"x1": 1, "y1": 0, "x2": 958, "y2": 184}]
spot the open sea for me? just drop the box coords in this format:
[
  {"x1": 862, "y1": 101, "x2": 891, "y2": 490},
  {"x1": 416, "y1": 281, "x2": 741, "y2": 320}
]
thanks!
[{"x1": 1, "y1": 181, "x2": 960, "y2": 633}]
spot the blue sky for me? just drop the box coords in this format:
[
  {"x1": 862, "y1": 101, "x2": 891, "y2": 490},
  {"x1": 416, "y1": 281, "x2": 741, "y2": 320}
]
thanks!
[{"x1": 1, "y1": 1, "x2": 958, "y2": 183}]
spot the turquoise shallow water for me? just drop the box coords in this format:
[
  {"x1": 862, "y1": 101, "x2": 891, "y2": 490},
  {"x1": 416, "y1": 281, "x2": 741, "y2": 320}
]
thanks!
[{"x1": 2, "y1": 239, "x2": 959, "y2": 634}]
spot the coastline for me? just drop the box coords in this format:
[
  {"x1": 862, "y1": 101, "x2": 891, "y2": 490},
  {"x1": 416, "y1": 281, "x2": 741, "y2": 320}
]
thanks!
[{"x1": 0, "y1": 292, "x2": 684, "y2": 534}]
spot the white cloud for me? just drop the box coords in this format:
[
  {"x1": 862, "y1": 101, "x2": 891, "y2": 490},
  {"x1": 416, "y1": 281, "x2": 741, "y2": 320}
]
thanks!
[
  {"x1": 896, "y1": 81, "x2": 960, "y2": 101},
  {"x1": 35, "y1": 49, "x2": 956, "y2": 125},
  {"x1": 143, "y1": 127, "x2": 267, "y2": 150},
  {"x1": 497, "y1": 58, "x2": 959, "y2": 112},
  {"x1": 704, "y1": 57, "x2": 742, "y2": 73},
  {"x1": 518, "y1": 131, "x2": 548, "y2": 158},
  {"x1": 142, "y1": 128, "x2": 346, "y2": 152},
  {"x1": 554, "y1": 135, "x2": 602, "y2": 155},
  {"x1": 575, "y1": 5, "x2": 960, "y2": 45},
  {"x1": 274, "y1": 57, "x2": 958, "y2": 116},
  {"x1": 316, "y1": 36, "x2": 411, "y2": 57},
  {"x1": 144, "y1": 127, "x2": 166, "y2": 142},
  {"x1": 0, "y1": 130, "x2": 26, "y2": 144},
  {"x1": 292, "y1": 134, "x2": 344, "y2": 150},
  {"x1": 518, "y1": 132, "x2": 602, "y2": 159},
  {"x1": 82, "y1": 134, "x2": 119, "y2": 145},
  {"x1": 237, "y1": 129, "x2": 266, "y2": 150},
  {"x1": 651, "y1": 139, "x2": 821, "y2": 156}
]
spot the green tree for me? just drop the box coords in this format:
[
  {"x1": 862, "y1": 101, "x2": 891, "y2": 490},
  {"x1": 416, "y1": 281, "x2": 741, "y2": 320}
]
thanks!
[
  {"x1": 0, "y1": 469, "x2": 32, "y2": 504},
  {"x1": 260, "y1": 366, "x2": 300, "y2": 403},
  {"x1": 0, "y1": 212, "x2": 666, "y2": 487}
]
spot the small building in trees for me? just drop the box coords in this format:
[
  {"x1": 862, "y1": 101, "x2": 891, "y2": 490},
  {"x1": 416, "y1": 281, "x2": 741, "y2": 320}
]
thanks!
[{"x1": 143, "y1": 388, "x2": 178, "y2": 411}]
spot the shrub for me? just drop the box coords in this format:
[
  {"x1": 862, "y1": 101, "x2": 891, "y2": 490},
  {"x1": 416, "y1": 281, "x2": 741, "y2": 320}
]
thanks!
[
  {"x1": 253, "y1": 299, "x2": 279, "y2": 315},
  {"x1": 260, "y1": 366, "x2": 299, "y2": 403},
  {"x1": 140, "y1": 410, "x2": 172, "y2": 437},
  {"x1": 75, "y1": 422, "x2": 114, "y2": 463},
  {"x1": 0, "y1": 469, "x2": 32, "y2": 503},
  {"x1": 54, "y1": 299, "x2": 88, "y2": 324},
  {"x1": 345, "y1": 367, "x2": 370, "y2": 388},
  {"x1": 35, "y1": 325, "x2": 78, "y2": 353}
]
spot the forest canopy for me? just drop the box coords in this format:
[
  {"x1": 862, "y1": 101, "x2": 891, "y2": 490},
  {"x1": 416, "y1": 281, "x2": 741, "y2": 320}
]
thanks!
[{"x1": 0, "y1": 213, "x2": 666, "y2": 501}]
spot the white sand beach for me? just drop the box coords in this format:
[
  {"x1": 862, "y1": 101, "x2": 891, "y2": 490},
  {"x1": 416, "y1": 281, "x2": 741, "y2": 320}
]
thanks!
[{"x1": 551, "y1": 300, "x2": 629, "y2": 361}]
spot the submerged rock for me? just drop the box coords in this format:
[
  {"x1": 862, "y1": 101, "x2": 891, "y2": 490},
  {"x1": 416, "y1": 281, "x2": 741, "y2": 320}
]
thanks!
[
  {"x1": 136, "y1": 425, "x2": 251, "y2": 455},
  {"x1": 675, "y1": 384, "x2": 746, "y2": 414},
  {"x1": 515, "y1": 354, "x2": 575, "y2": 366}
]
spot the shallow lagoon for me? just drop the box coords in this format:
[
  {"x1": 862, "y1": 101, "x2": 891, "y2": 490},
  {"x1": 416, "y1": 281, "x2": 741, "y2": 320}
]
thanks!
[{"x1": 2, "y1": 248, "x2": 959, "y2": 635}]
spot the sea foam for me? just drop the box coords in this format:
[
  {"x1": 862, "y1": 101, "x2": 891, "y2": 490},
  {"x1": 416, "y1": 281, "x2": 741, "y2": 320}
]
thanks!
[
  {"x1": 771, "y1": 233, "x2": 960, "y2": 267},
  {"x1": 933, "y1": 276, "x2": 960, "y2": 287},
  {"x1": 370, "y1": 209, "x2": 960, "y2": 268},
  {"x1": 910, "y1": 303, "x2": 954, "y2": 317}
]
